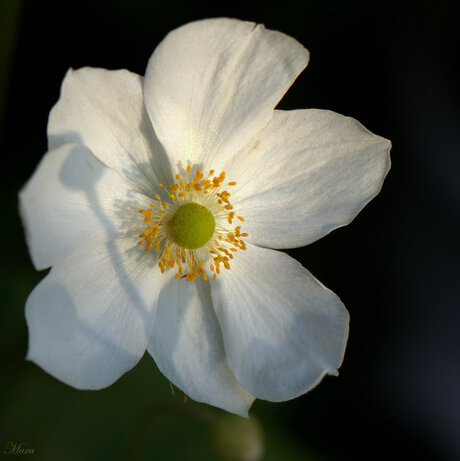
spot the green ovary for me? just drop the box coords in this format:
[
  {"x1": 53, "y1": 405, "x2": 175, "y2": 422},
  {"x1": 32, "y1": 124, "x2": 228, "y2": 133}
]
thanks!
[{"x1": 169, "y1": 202, "x2": 215, "y2": 250}]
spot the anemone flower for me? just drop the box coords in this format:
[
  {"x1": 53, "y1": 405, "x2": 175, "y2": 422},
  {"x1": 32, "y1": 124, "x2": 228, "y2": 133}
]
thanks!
[{"x1": 20, "y1": 18, "x2": 391, "y2": 417}]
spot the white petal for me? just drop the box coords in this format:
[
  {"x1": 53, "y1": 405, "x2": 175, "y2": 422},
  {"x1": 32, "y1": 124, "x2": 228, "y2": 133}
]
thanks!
[
  {"x1": 48, "y1": 67, "x2": 172, "y2": 195},
  {"x1": 26, "y1": 238, "x2": 163, "y2": 389},
  {"x1": 144, "y1": 18, "x2": 308, "y2": 171},
  {"x1": 210, "y1": 243, "x2": 349, "y2": 402},
  {"x1": 148, "y1": 275, "x2": 254, "y2": 417},
  {"x1": 19, "y1": 143, "x2": 151, "y2": 270},
  {"x1": 227, "y1": 109, "x2": 391, "y2": 248}
]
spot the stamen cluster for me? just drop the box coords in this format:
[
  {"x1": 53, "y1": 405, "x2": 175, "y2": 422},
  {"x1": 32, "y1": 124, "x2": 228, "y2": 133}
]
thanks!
[{"x1": 138, "y1": 166, "x2": 247, "y2": 281}]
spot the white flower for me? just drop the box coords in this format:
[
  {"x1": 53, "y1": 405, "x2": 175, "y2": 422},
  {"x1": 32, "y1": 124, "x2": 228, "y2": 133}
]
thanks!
[{"x1": 20, "y1": 18, "x2": 391, "y2": 417}]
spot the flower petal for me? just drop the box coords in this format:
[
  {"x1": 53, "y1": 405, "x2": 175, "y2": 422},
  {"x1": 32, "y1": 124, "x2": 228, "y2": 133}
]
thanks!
[
  {"x1": 228, "y1": 109, "x2": 391, "y2": 248},
  {"x1": 144, "y1": 18, "x2": 309, "y2": 171},
  {"x1": 148, "y1": 275, "x2": 254, "y2": 417},
  {"x1": 19, "y1": 143, "x2": 151, "y2": 270},
  {"x1": 210, "y1": 243, "x2": 349, "y2": 402},
  {"x1": 48, "y1": 67, "x2": 172, "y2": 195},
  {"x1": 26, "y1": 238, "x2": 163, "y2": 389}
]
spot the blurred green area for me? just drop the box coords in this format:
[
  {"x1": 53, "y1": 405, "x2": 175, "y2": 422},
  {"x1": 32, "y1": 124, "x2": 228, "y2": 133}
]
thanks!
[{"x1": 1, "y1": 355, "x2": 326, "y2": 461}]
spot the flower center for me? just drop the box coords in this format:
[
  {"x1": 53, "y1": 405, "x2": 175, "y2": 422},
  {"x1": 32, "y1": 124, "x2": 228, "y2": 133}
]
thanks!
[
  {"x1": 138, "y1": 166, "x2": 247, "y2": 282},
  {"x1": 169, "y1": 202, "x2": 215, "y2": 249}
]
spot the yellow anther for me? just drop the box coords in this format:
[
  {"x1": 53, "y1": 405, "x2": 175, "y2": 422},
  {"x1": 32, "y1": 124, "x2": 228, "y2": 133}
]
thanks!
[{"x1": 139, "y1": 209, "x2": 152, "y2": 223}]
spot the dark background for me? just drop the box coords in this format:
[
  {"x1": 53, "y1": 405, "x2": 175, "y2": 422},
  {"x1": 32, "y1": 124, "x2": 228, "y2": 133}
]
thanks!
[{"x1": 1, "y1": 0, "x2": 459, "y2": 460}]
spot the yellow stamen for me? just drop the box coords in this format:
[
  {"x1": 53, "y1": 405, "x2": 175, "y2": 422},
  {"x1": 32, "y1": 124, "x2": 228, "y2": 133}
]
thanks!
[{"x1": 137, "y1": 166, "x2": 247, "y2": 282}]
